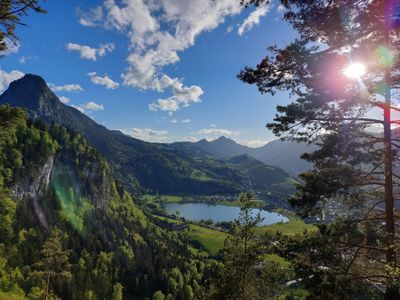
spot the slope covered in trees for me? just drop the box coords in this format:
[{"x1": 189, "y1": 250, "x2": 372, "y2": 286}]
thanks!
[{"x1": 0, "y1": 105, "x2": 217, "y2": 299}]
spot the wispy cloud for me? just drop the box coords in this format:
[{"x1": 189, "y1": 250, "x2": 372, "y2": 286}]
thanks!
[
  {"x1": 19, "y1": 55, "x2": 38, "y2": 64},
  {"x1": 77, "y1": 6, "x2": 103, "y2": 27},
  {"x1": 59, "y1": 96, "x2": 71, "y2": 104},
  {"x1": 49, "y1": 83, "x2": 83, "y2": 92},
  {"x1": 88, "y1": 72, "x2": 119, "y2": 89},
  {"x1": 194, "y1": 128, "x2": 240, "y2": 137},
  {"x1": 66, "y1": 42, "x2": 115, "y2": 61},
  {"x1": 73, "y1": 101, "x2": 104, "y2": 114},
  {"x1": 239, "y1": 139, "x2": 267, "y2": 148},
  {"x1": 170, "y1": 118, "x2": 191, "y2": 124},
  {"x1": 120, "y1": 127, "x2": 169, "y2": 143},
  {"x1": 238, "y1": 2, "x2": 272, "y2": 36}
]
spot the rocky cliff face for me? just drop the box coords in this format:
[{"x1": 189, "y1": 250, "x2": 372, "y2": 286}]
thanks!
[
  {"x1": 11, "y1": 157, "x2": 54, "y2": 229},
  {"x1": 9, "y1": 146, "x2": 116, "y2": 230}
]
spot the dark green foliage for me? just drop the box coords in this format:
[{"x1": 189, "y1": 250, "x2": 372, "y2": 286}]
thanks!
[
  {"x1": 210, "y1": 193, "x2": 285, "y2": 299},
  {"x1": 0, "y1": 105, "x2": 217, "y2": 299},
  {"x1": 0, "y1": 1, "x2": 46, "y2": 53}
]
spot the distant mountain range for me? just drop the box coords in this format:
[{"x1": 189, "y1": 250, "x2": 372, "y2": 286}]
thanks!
[
  {"x1": 0, "y1": 74, "x2": 297, "y2": 204},
  {"x1": 172, "y1": 136, "x2": 314, "y2": 175}
]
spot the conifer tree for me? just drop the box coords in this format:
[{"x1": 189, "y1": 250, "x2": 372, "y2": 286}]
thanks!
[
  {"x1": 240, "y1": 0, "x2": 400, "y2": 298},
  {"x1": 211, "y1": 193, "x2": 283, "y2": 299},
  {"x1": 0, "y1": 1, "x2": 46, "y2": 53},
  {"x1": 34, "y1": 228, "x2": 71, "y2": 300}
]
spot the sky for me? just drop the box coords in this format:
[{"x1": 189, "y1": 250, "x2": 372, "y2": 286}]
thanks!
[{"x1": 0, "y1": 0, "x2": 298, "y2": 147}]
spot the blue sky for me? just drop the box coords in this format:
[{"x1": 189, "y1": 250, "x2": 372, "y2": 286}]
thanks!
[{"x1": 0, "y1": 0, "x2": 297, "y2": 147}]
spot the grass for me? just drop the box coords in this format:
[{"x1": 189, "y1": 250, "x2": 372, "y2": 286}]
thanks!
[
  {"x1": 216, "y1": 199, "x2": 264, "y2": 207},
  {"x1": 190, "y1": 169, "x2": 213, "y2": 181},
  {"x1": 144, "y1": 194, "x2": 183, "y2": 203},
  {"x1": 256, "y1": 219, "x2": 316, "y2": 236},
  {"x1": 185, "y1": 224, "x2": 228, "y2": 255},
  {"x1": 0, "y1": 292, "x2": 27, "y2": 300},
  {"x1": 264, "y1": 254, "x2": 291, "y2": 269}
]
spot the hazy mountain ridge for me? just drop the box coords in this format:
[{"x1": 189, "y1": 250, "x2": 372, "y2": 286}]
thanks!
[{"x1": 173, "y1": 136, "x2": 315, "y2": 175}]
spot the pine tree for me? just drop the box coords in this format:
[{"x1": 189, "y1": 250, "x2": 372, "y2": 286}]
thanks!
[
  {"x1": 211, "y1": 193, "x2": 283, "y2": 299},
  {"x1": 33, "y1": 228, "x2": 71, "y2": 300},
  {"x1": 240, "y1": 0, "x2": 400, "y2": 298}
]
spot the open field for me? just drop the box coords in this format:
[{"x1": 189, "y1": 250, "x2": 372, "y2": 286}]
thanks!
[
  {"x1": 256, "y1": 219, "x2": 316, "y2": 236},
  {"x1": 185, "y1": 224, "x2": 228, "y2": 255}
]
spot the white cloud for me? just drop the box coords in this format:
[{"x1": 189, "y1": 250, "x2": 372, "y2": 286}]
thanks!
[
  {"x1": 73, "y1": 101, "x2": 104, "y2": 114},
  {"x1": 59, "y1": 96, "x2": 71, "y2": 104},
  {"x1": 194, "y1": 128, "x2": 240, "y2": 137},
  {"x1": 49, "y1": 83, "x2": 83, "y2": 92},
  {"x1": 78, "y1": 6, "x2": 103, "y2": 27},
  {"x1": 71, "y1": 105, "x2": 85, "y2": 113},
  {"x1": 238, "y1": 2, "x2": 272, "y2": 35},
  {"x1": 209, "y1": 124, "x2": 217, "y2": 127},
  {"x1": 120, "y1": 127, "x2": 169, "y2": 143},
  {"x1": 149, "y1": 75, "x2": 203, "y2": 112},
  {"x1": 19, "y1": 55, "x2": 38, "y2": 64},
  {"x1": 180, "y1": 136, "x2": 200, "y2": 142},
  {"x1": 276, "y1": 4, "x2": 287, "y2": 15},
  {"x1": 0, "y1": 69, "x2": 24, "y2": 93},
  {"x1": 80, "y1": 0, "x2": 243, "y2": 112},
  {"x1": 239, "y1": 140, "x2": 268, "y2": 148},
  {"x1": 81, "y1": 101, "x2": 104, "y2": 111},
  {"x1": 170, "y1": 118, "x2": 191, "y2": 124},
  {"x1": 66, "y1": 42, "x2": 115, "y2": 61},
  {"x1": 88, "y1": 72, "x2": 119, "y2": 89},
  {"x1": 0, "y1": 39, "x2": 20, "y2": 56}
]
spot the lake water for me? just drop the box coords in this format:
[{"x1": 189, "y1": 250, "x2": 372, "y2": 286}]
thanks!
[{"x1": 163, "y1": 203, "x2": 288, "y2": 226}]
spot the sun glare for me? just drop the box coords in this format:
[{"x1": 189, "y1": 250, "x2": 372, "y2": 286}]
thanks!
[{"x1": 343, "y1": 63, "x2": 366, "y2": 79}]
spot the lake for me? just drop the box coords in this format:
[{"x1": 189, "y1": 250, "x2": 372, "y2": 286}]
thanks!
[{"x1": 163, "y1": 202, "x2": 288, "y2": 226}]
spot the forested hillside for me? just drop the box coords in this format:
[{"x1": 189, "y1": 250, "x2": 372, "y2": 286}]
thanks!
[{"x1": 0, "y1": 105, "x2": 216, "y2": 299}]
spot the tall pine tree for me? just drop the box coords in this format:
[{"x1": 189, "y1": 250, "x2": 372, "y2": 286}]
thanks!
[{"x1": 240, "y1": 0, "x2": 400, "y2": 298}]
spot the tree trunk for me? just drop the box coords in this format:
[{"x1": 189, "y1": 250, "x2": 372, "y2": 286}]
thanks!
[
  {"x1": 383, "y1": 55, "x2": 399, "y2": 299},
  {"x1": 45, "y1": 271, "x2": 50, "y2": 300}
]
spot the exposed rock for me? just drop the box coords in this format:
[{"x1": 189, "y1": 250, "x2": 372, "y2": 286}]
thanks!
[{"x1": 11, "y1": 157, "x2": 54, "y2": 229}]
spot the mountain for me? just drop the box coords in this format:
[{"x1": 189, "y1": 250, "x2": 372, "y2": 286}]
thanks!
[
  {"x1": 173, "y1": 136, "x2": 315, "y2": 175},
  {"x1": 0, "y1": 74, "x2": 294, "y2": 201},
  {"x1": 194, "y1": 136, "x2": 249, "y2": 158},
  {"x1": 226, "y1": 154, "x2": 296, "y2": 205},
  {"x1": 249, "y1": 140, "x2": 315, "y2": 175}
]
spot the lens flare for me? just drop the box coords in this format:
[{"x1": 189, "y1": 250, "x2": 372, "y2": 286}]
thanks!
[
  {"x1": 375, "y1": 46, "x2": 396, "y2": 68},
  {"x1": 343, "y1": 63, "x2": 366, "y2": 79},
  {"x1": 51, "y1": 166, "x2": 92, "y2": 236}
]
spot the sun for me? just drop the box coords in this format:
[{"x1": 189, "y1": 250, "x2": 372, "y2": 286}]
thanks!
[{"x1": 343, "y1": 63, "x2": 366, "y2": 79}]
